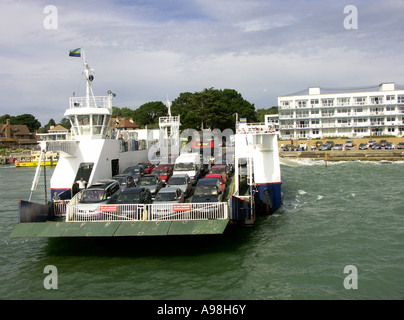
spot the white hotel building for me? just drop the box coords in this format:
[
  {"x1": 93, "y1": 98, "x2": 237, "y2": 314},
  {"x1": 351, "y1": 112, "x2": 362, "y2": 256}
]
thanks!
[{"x1": 277, "y1": 82, "x2": 404, "y2": 140}]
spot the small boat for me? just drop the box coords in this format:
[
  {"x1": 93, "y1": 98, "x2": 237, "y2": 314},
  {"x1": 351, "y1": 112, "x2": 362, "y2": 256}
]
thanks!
[{"x1": 14, "y1": 151, "x2": 59, "y2": 167}]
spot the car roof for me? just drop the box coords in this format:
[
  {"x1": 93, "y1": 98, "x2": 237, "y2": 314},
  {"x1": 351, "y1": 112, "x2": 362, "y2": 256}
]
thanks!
[
  {"x1": 158, "y1": 187, "x2": 180, "y2": 193},
  {"x1": 205, "y1": 173, "x2": 221, "y2": 178},
  {"x1": 88, "y1": 179, "x2": 117, "y2": 189},
  {"x1": 142, "y1": 174, "x2": 158, "y2": 178},
  {"x1": 196, "y1": 178, "x2": 220, "y2": 186},
  {"x1": 121, "y1": 187, "x2": 147, "y2": 194},
  {"x1": 170, "y1": 173, "x2": 189, "y2": 178},
  {"x1": 113, "y1": 174, "x2": 132, "y2": 178}
]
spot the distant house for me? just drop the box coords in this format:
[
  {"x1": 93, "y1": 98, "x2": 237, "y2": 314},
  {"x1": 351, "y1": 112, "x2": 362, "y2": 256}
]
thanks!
[
  {"x1": 38, "y1": 125, "x2": 70, "y2": 141},
  {"x1": 0, "y1": 119, "x2": 38, "y2": 147},
  {"x1": 110, "y1": 116, "x2": 140, "y2": 130}
]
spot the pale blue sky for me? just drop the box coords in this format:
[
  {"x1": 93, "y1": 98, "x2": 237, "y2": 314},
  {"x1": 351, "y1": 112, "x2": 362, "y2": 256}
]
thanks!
[{"x1": 1, "y1": 0, "x2": 404, "y2": 125}]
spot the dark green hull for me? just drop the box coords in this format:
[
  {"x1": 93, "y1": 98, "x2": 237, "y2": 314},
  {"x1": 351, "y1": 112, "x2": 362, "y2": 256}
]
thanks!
[{"x1": 10, "y1": 220, "x2": 229, "y2": 238}]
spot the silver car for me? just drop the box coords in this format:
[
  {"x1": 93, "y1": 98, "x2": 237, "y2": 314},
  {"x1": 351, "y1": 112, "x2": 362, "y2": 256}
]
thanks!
[
  {"x1": 154, "y1": 187, "x2": 185, "y2": 204},
  {"x1": 166, "y1": 173, "x2": 192, "y2": 197},
  {"x1": 74, "y1": 179, "x2": 121, "y2": 220}
]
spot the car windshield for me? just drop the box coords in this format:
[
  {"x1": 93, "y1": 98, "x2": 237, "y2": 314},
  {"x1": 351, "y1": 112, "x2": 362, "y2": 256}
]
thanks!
[
  {"x1": 80, "y1": 189, "x2": 106, "y2": 203},
  {"x1": 194, "y1": 185, "x2": 217, "y2": 196},
  {"x1": 174, "y1": 163, "x2": 195, "y2": 171},
  {"x1": 153, "y1": 169, "x2": 167, "y2": 174},
  {"x1": 168, "y1": 177, "x2": 186, "y2": 185},
  {"x1": 155, "y1": 192, "x2": 178, "y2": 201},
  {"x1": 139, "y1": 178, "x2": 155, "y2": 186},
  {"x1": 114, "y1": 193, "x2": 140, "y2": 204},
  {"x1": 211, "y1": 168, "x2": 225, "y2": 174},
  {"x1": 124, "y1": 168, "x2": 140, "y2": 175}
]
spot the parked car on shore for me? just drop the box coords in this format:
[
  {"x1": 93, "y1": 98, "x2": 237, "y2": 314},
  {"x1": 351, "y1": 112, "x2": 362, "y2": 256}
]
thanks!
[
  {"x1": 367, "y1": 140, "x2": 376, "y2": 148},
  {"x1": 344, "y1": 140, "x2": 354, "y2": 149},
  {"x1": 283, "y1": 144, "x2": 297, "y2": 151},
  {"x1": 358, "y1": 143, "x2": 368, "y2": 150},
  {"x1": 396, "y1": 142, "x2": 404, "y2": 149},
  {"x1": 379, "y1": 140, "x2": 388, "y2": 148},
  {"x1": 320, "y1": 143, "x2": 331, "y2": 151},
  {"x1": 326, "y1": 141, "x2": 335, "y2": 148},
  {"x1": 332, "y1": 144, "x2": 343, "y2": 150},
  {"x1": 372, "y1": 143, "x2": 381, "y2": 150},
  {"x1": 385, "y1": 142, "x2": 395, "y2": 150}
]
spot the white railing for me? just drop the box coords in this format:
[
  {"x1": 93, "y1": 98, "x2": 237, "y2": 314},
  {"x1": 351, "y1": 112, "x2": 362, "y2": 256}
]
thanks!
[
  {"x1": 66, "y1": 202, "x2": 229, "y2": 222},
  {"x1": 69, "y1": 96, "x2": 111, "y2": 109},
  {"x1": 53, "y1": 200, "x2": 70, "y2": 217}
]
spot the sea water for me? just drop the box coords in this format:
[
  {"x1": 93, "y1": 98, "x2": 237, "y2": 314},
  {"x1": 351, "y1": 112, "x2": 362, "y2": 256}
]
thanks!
[{"x1": 0, "y1": 161, "x2": 403, "y2": 300}]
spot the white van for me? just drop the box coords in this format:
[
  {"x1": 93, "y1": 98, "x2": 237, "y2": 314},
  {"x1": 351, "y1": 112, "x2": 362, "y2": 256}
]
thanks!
[{"x1": 173, "y1": 153, "x2": 201, "y2": 184}]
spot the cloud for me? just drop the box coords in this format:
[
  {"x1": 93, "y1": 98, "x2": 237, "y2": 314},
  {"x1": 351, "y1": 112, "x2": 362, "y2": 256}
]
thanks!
[{"x1": 1, "y1": 0, "x2": 404, "y2": 126}]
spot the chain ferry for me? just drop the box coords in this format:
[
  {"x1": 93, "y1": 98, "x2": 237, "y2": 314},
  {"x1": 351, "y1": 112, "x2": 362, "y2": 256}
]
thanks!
[{"x1": 10, "y1": 51, "x2": 282, "y2": 238}]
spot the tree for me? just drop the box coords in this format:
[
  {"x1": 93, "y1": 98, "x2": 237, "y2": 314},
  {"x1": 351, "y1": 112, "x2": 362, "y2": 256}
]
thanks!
[
  {"x1": 256, "y1": 106, "x2": 278, "y2": 122},
  {"x1": 133, "y1": 101, "x2": 168, "y2": 128},
  {"x1": 4, "y1": 114, "x2": 41, "y2": 132},
  {"x1": 112, "y1": 106, "x2": 136, "y2": 119},
  {"x1": 58, "y1": 118, "x2": 71, "y2": 130},
  {"x1": 171, "y1": 88, "x2": 256, "y2": 131}
]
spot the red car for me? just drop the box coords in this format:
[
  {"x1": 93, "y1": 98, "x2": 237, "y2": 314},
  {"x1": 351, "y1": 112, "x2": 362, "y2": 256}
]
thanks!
[
  {"x1": 204, "y1": 173, "x2": 226, "y2": 193},
  {"x1": 138, "y1": 162, "x2": 155, "y2": 174},
  {"x1": 152, "y1": 165, "x2": 173, "y2": 184},
  {"x1": 209, "y1": 165, "x2": 228, "y2": 183}
]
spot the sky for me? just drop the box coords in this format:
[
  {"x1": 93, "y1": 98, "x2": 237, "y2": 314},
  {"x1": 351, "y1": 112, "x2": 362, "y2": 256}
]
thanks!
[{"x1": 1, "y1": 0, "x2": 404, "y2": 126}]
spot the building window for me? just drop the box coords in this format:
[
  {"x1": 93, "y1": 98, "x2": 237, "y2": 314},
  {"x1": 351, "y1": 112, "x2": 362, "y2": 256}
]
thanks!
[
  {"x1": 312, "y1": 130, "x2": 319, "y2": 135},
  {"x1": 296, "y1": 100, "x2": 307, "y2": 108},
  {"x1": 370, "y1": 96, "x2": 383, "y2": 104},
  {"x1": 310, "y1": 99, "x2": 319, "y2": 107},
  {"x1": 337, "y1": 97, "x2": 350, "y2": 106},
  {"x1": 398, "y1": 95, "x2": 404, "y2": 103},
  {"x1": 322, "y1": 98, "x2": 334, "y2": 106},
  {"x1": 386, "y1": 95, "x2": 395, "y2": 102},
  {"x1": 354, "y1": 97, "x2": 367, "y2": 105}
]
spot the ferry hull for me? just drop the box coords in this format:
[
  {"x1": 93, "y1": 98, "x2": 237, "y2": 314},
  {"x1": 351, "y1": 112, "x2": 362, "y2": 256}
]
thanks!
[{"x1": 255, "y1": 182, "x2": 282, "y2": 214}]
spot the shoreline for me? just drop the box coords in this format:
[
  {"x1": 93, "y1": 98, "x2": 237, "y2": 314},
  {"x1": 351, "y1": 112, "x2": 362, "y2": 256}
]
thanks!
[{"x1": 280, "y1": 149, "x2": 404, "y2": 162}]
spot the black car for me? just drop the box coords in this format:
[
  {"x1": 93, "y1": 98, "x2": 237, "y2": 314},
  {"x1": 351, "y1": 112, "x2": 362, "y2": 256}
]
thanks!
[
  {"x1": 123, "y1": 165, "x2": 146, "y2": 185},
  {"x1": 191, "y1": 178, "x2": 223, "y2": 203},
  {"x1": 358, "y1": 143, "x2": 368, "y2": 150},
  {"x1": 112, "y1": 174, "x2": 135, "y2": 191},
  {"x1": 109, "y1": 187, "x2": 152, "y2": 204},
  {"x1": 137, "y1": 174, "x2": 164, "y2": 198}
]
